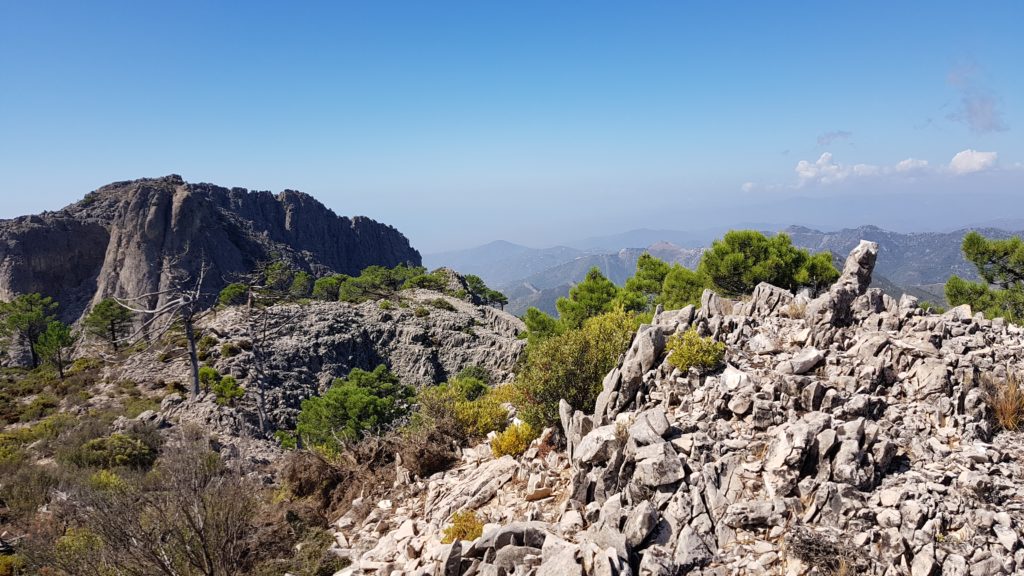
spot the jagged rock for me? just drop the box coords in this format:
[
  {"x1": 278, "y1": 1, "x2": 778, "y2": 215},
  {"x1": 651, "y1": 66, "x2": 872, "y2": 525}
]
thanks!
[
  {"x1": 743, "y1": 282, "x2": 794, "y2": 317},
  {"x1": 627, "y1": 408, "x2": 670, "y2": 446},
  {"x1": 633, "y1": 441, "x2": 685, "y2": 487},
  {"x1": 575, "y1": 425, "x2": 620, "y2": 465}
]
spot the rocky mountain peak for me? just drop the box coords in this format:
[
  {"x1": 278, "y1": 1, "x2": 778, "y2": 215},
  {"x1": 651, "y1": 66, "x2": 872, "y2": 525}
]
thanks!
[{"x1": 0, "y1": 177, "x2": 421, "y2": 323}]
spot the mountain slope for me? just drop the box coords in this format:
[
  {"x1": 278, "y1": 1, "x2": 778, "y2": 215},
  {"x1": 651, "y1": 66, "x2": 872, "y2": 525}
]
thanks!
[{"x1": 0, "y1": 175, "x2": 420, "y2": 322}]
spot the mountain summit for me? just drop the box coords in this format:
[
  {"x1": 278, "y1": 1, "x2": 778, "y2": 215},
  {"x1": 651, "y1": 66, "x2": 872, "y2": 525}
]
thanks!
[{"x1": 0, "y1": 175, "x2": 421, "y2": 321}]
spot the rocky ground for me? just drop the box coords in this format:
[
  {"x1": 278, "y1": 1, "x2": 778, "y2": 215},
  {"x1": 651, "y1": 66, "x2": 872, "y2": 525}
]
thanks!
[{"x1": 338, "y1": 241, "x2": 1024, "y2": 575}]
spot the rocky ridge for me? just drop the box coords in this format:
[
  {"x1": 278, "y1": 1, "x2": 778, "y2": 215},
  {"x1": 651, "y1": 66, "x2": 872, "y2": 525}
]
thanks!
[
  {"x1": 0, "y1": 175, "x2": 420, "y2": 323},
  {"x1": 338, "y1": 241, "x2": 1024, "y2": 575},
  {"x1": 108, "y1": 290, "x2": 526, "y2": 444}
]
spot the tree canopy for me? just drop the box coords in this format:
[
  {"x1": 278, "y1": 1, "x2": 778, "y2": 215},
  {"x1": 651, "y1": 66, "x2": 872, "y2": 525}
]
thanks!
[
  {"x1": 698, "y1": 230, "x2": 838, "y2": 296},
  {"x1": 35, "y1": 321, "x2": 76, "y2": 378},
  {"x1": 0, "y1": 293, "x2": 59, "y2": 367},
  {"x1": 555, "y1": 267, "x2": 619, "y2": 329},
  {"x1": 296, "y1": 365, "x2": 414, "y2": 454},
  {"x1": 946, "y1": 231, "x2": 1024, "y2": 323},
  {"x1": 83, "y1": 299, "x2": 134, "y2": 351}
]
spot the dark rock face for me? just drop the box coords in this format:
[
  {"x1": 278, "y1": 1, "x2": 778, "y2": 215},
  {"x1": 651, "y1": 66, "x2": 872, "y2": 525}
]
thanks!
[{"x1": 0, "y1": 175, "x2": 421, "y2": 321}]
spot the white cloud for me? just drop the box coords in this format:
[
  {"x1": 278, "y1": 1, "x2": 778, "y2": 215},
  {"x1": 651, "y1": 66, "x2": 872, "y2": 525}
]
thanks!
[
  {"x1": 894, "y1": 158, "x2": 929, "y2": 172},
  {"x1": 949, "y1": 149, "x2": 998, "y2": 175},
  {"x1": 744, "y1": 149, "x2": 1006, "y2": 193},
  {"x1": 795, "y1": 152, "x2": 881, "y2": 186}
]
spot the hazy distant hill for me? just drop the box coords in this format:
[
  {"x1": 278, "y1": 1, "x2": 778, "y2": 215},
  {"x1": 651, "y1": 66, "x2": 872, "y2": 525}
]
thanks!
[{"x1": 422, "y1": 241, "x2": 587, "y2": 286}]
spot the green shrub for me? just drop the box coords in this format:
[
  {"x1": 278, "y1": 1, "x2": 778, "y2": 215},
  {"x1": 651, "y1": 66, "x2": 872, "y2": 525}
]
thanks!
[
  {"x1": 218, "y1": 283, "x2": 250, "y2": 307},
  {"x1": 274, "y1": 430, "x2": 298, "y2": 450},
  {"x1": 455, "y1": 393, "x2": 509, "y2": 438},
  {"x1": 19, "y1": 392, "x2": 59, "y2": 422},
  {"x1": 441, "y1": 510, "x2": 485, "y2": 544},
  {"x1": 213, "y1": 375, "x2": 244, "y2": 406},
  {"x1": 515, "y1": 309, "x2": 641, "y2": 428},
  {"x1": 199, "y1": 365, "x2": 221, "y2": 391},
  {"x1": 221, "y1": 342, "x2": 243, "y2": 357},
  {"x1": 456, "y1": 365, "x2": 491, "y2": 384},
  {"x1": 297, "y1": 366, "x2": 413, "y2": 454},
  {"x1": 67, "y1": 356, "x2": 103, "y2": 375},
  {"x1": 65, "y1": 433, "x2": 157, "y2": 469},
  {"x1": 491, "y1": 422, "x2": 537, "y2": 457},
  {"x1": 290, "y1": 271, "x2": 314, "y2": 299},
  {"x1": 555, "y1": 268, "x2": 619, "y2": 329},
  {"x1": 403, "y1": 270, "x2": 449, "y2": 292},
  {"x1": 312, "y1": 274, "x2": 347, "y2": 301},
  {"x1": 0, "y1": 554, "x2": 26, "y2": 576},
  {"x1": 88, "y1": 469, "x2": 127, "y2": 491},
  {"x1": 666, "y1": 328, "x2": 726, "y2": 373},
  {"x1": 197, "y1": 334, "x2": 219, "y2": 361},
  {"x1": 698, "y1": 230, "x2": 839, "y2": 296},
  {"x1": 429, "y1": 298, "x2": 456, "y2": 312},
  {"x1": 416, "y1": 379, "x2": 509, "y2": 441},
  {"x1": 378, "y1": 299, "x2": 395, "y2": 310},
  {"x1": 413, "y1": 307, "x2": 430, "y2": 318}
]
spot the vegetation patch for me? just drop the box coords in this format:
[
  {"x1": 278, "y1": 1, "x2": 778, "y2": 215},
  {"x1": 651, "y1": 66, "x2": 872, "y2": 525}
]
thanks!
[
  {"x1": 441, "y1": 510, "x2": 485, "y2": 543},
  {"x1": 666, "y1": 328, "x2": 726, "y2": 374},
  {"x1": 491, "y1": 422, "x2": 537, "y2": 458}
]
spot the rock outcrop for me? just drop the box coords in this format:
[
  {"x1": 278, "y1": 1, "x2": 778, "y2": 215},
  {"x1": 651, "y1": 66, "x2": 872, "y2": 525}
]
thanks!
[
  {"x1": 113, "y1": 290, "x2": 526, "y2": 439},
  {"x1": 340, "y1": 241, "x2": 1024, "y2": 576},
  {"x1": 0, "y1": 175, "x2": 420, "y2": 322}
]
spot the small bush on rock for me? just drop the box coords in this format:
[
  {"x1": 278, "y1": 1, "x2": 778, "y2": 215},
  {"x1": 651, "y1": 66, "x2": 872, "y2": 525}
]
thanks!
[
  {"x1": 213, "y1": 375, "x2": 244, "y2": 406},
  {"x1": 984, "y1": 372, "x2": 1024, "y2": 431},
  {"x1": 666, "y1": 328, "x2": 726, "y2": 374},
  {"x1": 491, "y1": 422, "x2": 537, "y2": 457},
  {"x1": 220, "y1": 342, "x2": 242, "y2": 357},
  {"x1": 429, "y1": 298, "x2": 456, "y2": 311},
  {"x1": 441, "y1": 510, "x2": 484, "y2": 544}
]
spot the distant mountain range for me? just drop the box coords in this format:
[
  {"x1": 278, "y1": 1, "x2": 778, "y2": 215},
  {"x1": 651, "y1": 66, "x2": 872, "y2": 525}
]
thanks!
[{"x1": 427, "y1": 224, "x2": 1020, "y2": 317}]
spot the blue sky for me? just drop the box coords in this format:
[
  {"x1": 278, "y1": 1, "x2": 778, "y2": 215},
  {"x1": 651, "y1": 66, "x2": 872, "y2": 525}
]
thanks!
[{"x1": 1, "y1": 1, "x2": 1022, "y2": 252}]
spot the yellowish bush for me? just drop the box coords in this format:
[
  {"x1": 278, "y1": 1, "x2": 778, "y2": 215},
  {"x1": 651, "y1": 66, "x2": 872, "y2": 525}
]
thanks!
[
  {"x1": 491, "y1": 422, "x2": 537, "y2": 458},
  {"x1": 984, "y1": 372, "x2": 1024, "y2": 431},
  {"x1": 441, "y1": 510, "x2": 484, "y2": 543}
]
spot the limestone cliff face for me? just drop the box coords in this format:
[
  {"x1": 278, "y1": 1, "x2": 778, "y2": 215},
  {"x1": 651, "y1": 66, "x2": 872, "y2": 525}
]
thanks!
[{"x1": 0, "y1": 175, "x2": 421, "y2": 321}]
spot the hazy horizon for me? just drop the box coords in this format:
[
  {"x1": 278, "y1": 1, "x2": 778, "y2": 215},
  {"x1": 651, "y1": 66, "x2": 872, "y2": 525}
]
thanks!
[{"x1": 2, "y1": 2, "x2": 1022, "y2": 252}]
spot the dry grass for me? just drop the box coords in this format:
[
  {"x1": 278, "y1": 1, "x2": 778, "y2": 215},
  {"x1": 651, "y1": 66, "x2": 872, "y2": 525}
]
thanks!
[
  {"x1": 782, "y1": 301, "x2": 807, "y2": 319},
  {"x1": 983, "y1": 372, "x2": 1024, "y2": 432}
]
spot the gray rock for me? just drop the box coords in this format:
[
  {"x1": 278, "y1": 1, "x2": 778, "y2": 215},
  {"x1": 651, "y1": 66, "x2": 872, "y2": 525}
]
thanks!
[
  {"x1": 623, "y1": 500, "x2": 659, "y2": 549},
  {"x1": 633, "y1": 441, "x2": 685, "y2": 487},
  {"x1": 576, "y1": 425, "x2": 621, "y2": 465},
  {"x1": 627, "y1": 408, "x2": 670, "y2": 446}
]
